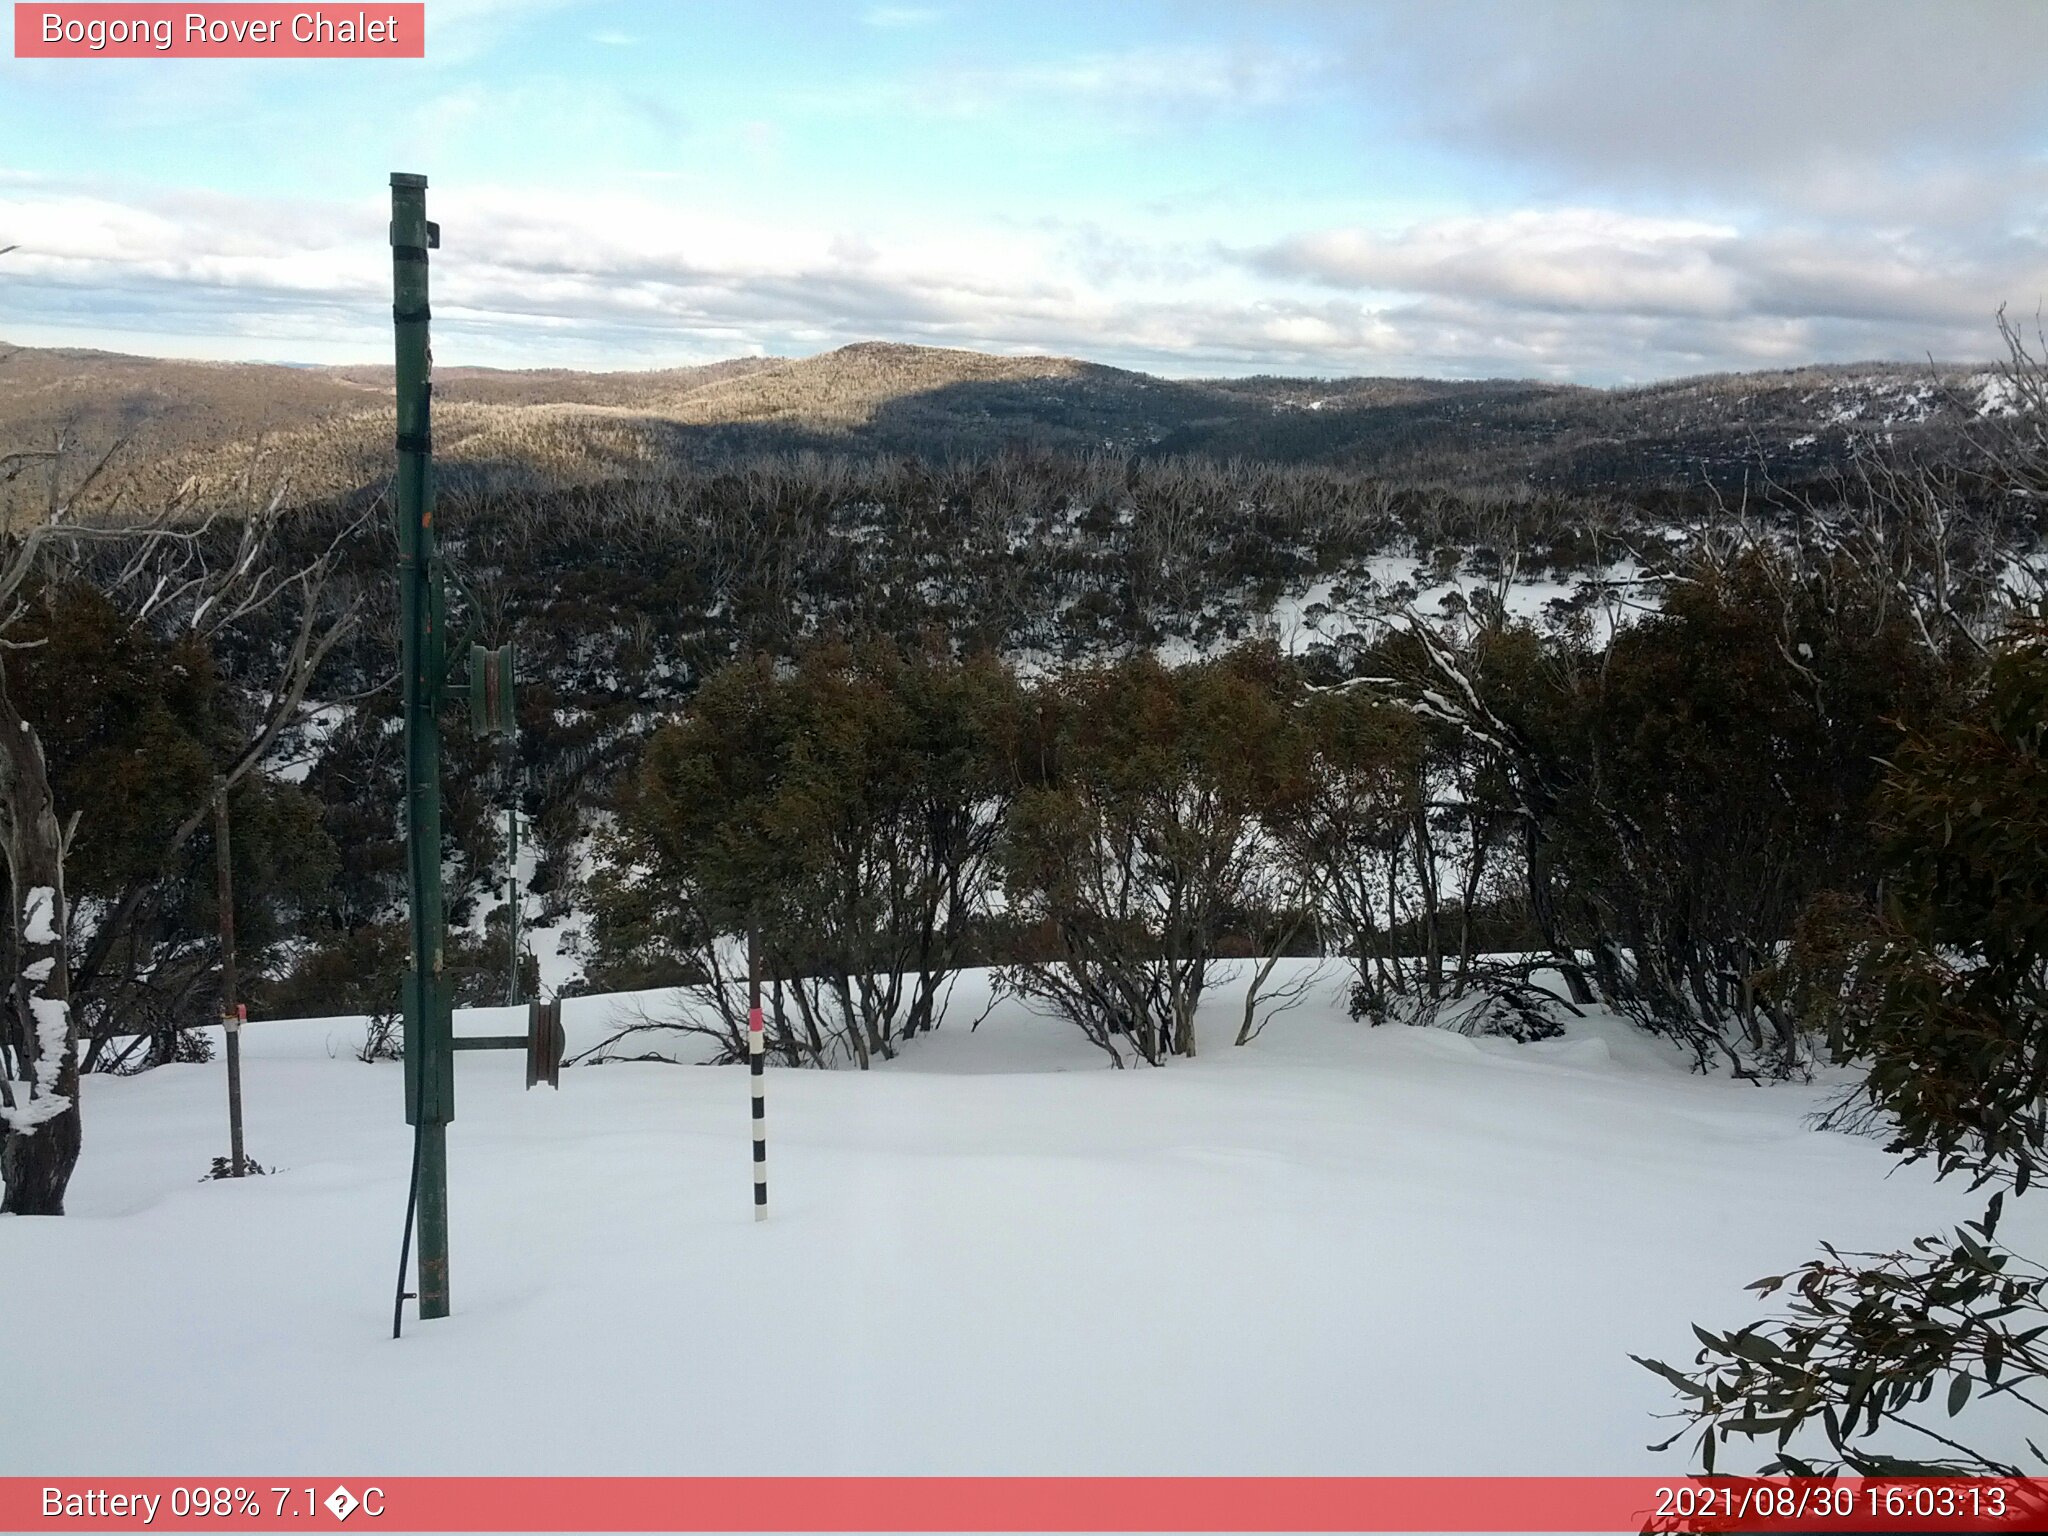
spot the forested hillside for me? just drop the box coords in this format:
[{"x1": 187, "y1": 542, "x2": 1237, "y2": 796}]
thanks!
[
  {"x1": 2, "y1": 319, "x2": 2034, "y2": 1095},
  {"x1": 0, "y1": 336, "x2": 2019, "y2": 520}
]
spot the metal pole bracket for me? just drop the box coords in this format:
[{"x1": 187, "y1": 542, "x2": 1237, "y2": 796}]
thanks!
[
  {"x1": 525, "y1": 998, "x2": 565, "y2": 1090},
  {"x1": 467, "y1": 642, "x2": 516, "y2": 737}
]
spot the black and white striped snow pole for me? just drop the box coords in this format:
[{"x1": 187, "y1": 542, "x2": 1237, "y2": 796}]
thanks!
[{"x1": 748, "y1": 930, "x2": 767, "y2": 1221}]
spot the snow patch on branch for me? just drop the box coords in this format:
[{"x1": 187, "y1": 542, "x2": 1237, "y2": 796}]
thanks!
[
  {"x1": 0, "y1": 1083, "x2": 72, "y2": 1132},
  {"x1": 1, "y1": 997, "x2": 73, "y2": 1132},
  {"x1": 4, "y1": 938, "x2": 76, "y2": 1133},
  {"x1": 21, "y1": 886, "x2": 58, "y2": 945},
  {"x1": 30, "y1": 994, "x2": 68, "y2": 1069}
]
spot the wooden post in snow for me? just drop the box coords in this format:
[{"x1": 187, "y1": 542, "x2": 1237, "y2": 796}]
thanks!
[
  {"x1": 748, "y1": 928, "x2": 767, "y2": 1221},
  {"x1": 214, "y1": 785, "x2": 246, "y2": 1177}
]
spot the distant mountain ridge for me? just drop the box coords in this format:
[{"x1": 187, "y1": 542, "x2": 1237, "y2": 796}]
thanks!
[{"x1": 0, "y1": 336, "x2": 2010, "y2": 516}]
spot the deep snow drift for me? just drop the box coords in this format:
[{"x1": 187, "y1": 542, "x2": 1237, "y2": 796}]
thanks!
[{"x1": 2, "y1": 964, "x2": 2035, "y2": 1477}]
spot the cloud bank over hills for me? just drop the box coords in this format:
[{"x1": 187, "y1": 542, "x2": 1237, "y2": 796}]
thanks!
[{"x1": 1, "y1": 1, "x2": 2042, "y2": 382}]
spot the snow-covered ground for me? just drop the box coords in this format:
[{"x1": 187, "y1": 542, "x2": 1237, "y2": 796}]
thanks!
[{"x1": 3, "y1": 963, "x2": 2036, "y2": 1477}]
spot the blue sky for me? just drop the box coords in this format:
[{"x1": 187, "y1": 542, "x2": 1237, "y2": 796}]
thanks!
[{"x1": 3, "y1": 0, "x2": 2045, "y2": 381}]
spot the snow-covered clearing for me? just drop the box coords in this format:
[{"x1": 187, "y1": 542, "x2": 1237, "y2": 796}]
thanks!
[{"x1": 2, "y1": 964, "x2": 2035, "y2": 1476}]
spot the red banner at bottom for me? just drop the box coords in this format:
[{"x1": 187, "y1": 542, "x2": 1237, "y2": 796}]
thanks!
[{"x1": 7, "y1": 1476, "x2": 2048, "y2": 1533}]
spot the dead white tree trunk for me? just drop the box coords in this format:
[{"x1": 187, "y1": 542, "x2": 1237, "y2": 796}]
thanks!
[{"x1": 0, "y1": 668, "x2": 77, "y2": 1213}]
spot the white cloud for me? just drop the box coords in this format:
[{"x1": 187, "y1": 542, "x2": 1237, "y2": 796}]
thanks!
[
  {"x1": 1256, "y1": 211, "x2": 1746, "y2": 318},
  {"x1": 1350, "y1": 0, "x2": 2048, "y2": 205},
  {"x1": 997, "y1": 44, "x2": 1320, "y2": 108},
  {"x1": 1251, "y1": 209, "x2": 2047, "y2": 340},
  {"x1": 0, "y1": 180, "x2": 2035, "y2": 383},
  {"x1": 814, "y1": 42, "x2": 1325, "y2": 121}
]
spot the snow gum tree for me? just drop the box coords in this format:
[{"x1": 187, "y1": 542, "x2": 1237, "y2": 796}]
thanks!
[
  {"x1": 0, "y1": 583, "x2": 337, "y2": 1065},
  {"x1": 1271, "y1": 683, "x2": 1427, "y2": 1021},
  {"x1": 0, "y1": 463, "x2": 359, "y2": 1211},
  {"x1": 999, "y1": 644, "x2": 1305, "y2": 1064},
  {"x1": 1639, "y1": 616, "x2": 2048, "y2": 1477},
  {"x1": 0, "y1": 670, "x2": 77, "y2": 1214},
  {"x1": 1362, "y1": 547, "x2": 1958, "y2": 1073},
  {"x1": 595, "y1": 640, "x2": 1025, "y2": 1067},
  {"x1": 1536, "y1": 555, "x2": 1948, "y2": 1069},
  {"x1": 0, "y1": 418, "x2": 109, "y2": 1211}
]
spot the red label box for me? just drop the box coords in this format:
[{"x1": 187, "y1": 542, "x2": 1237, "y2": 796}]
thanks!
[
  {"x1": 13, "y1": 4, "x2": 425, "y2": 57},
  {"x1": 6, "y1": 1477, "x2": 2048, "y2": 1533}
]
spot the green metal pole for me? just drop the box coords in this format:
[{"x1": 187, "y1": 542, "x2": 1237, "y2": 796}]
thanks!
[{"x1": 391, "y1": 171, "x2": 451, "y2": 1322}]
